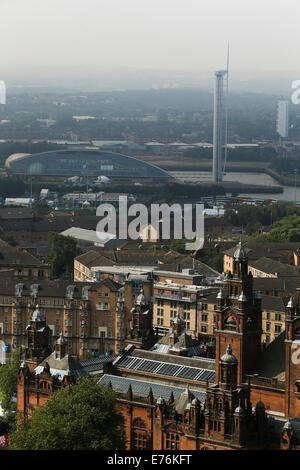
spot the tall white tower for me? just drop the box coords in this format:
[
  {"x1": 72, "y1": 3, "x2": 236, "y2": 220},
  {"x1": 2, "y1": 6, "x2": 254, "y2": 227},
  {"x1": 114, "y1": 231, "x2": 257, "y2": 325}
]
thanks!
[
  {"x1": 276, "y1": 100, "x2": 289, "y2": 138},
  {"x1": 212, "y1": 70, "x2": 227, "y2": 183}
]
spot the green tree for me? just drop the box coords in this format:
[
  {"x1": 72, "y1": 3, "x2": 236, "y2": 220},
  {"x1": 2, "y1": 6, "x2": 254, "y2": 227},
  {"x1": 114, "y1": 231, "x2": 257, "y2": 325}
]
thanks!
[
  {"x1": 248, "y1": 214, "x2": 300, "y2": 243},
  {"x1": 10, "y1": 378, "x2": 126, "y2": 450},
  {"x1": 48, "y1": 232, "x2": 77, "y2": 278},
  {"x1": 0, "y1": 348, "x2": 22, "y2": 417},
  {"x1": 170, "y1": 239, "x2": 188, "y2": 254}
]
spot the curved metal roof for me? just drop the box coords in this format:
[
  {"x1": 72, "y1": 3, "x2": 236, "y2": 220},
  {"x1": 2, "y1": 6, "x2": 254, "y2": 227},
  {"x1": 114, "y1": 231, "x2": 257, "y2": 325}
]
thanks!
[{"x1": 5, "y1": 149, "x2": 172, "y2": 179}]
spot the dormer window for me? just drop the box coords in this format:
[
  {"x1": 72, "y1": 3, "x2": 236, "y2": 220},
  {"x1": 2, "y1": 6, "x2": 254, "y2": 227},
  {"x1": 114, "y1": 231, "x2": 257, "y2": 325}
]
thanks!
[
  {"x1": 294, "y1": 381, "x2": 300, "y2": 394},
  {"x1": 224, "y1": 315, "x2": 237, "y2": 330},
  {"x1": 82, "y1": 286, "x2": 90, "y2": 300},
  {"x1": 30, "y1": 284, "x2": 40, "y2": 297},
  {"x1": 15, "y1": 283, "x2": 24, "y2": 297},
  {"x1": 66, "y1": 285, "x2": 76, "y2": 299}
]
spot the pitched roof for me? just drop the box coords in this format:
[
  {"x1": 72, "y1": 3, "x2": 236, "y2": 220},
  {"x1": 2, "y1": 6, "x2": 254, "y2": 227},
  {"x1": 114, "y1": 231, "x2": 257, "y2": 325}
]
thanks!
[
  {"x1": 224, "y1": 242, "x2": 300, "y2": 259},
  {"x1": 79, "y1": 354, "x2": 117, "y2": 374},
  {"x1": 249, "y1": 257, "x2": 300, "y2": 277},
  {"x1": 254, "y1": 331, "x2": 286, "y2": 381},
  {"x1": 99, "y1": 374, "x2": 206, "y2": 403},
  {"x1": 253, "y1": 277, "x2": 298, "y2": 294},
  {"x1": 261, "y1": 295, "x2": 288, "y2": 312},
  {"x1": 75, "y1": 250, "x2": 221, "y2": 276},
  {"x1": 114, "y1": 353, "x2": 215, "y2": 384},
  {"x1": 0, "y1": 208, "x2": 34, "y2": 220},
  {"x1": 152, "y1": 330, "x2": 203, "y2": 356},
  {"x1": 33, "y1": 352, "x2": 88, "y2": 379},
  {"x1": 0, "y1": 246, "x2": 46, "y2": 267}
]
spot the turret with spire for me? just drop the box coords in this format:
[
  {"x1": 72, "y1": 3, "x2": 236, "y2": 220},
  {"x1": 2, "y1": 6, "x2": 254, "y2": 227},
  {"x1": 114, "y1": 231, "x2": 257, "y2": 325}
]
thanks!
[
  {"x1": 125, "y1": 288, "x2": 155, "y2": 350},
  {"x1": 25, "y1": 305, "x2": 52, "y2": 370},
  {"x1": 215, "y1": 239, "x2": 262, "y2": 384},
  {"x1": 55, "y1": 332, "x2": 67, "y2": 360}
]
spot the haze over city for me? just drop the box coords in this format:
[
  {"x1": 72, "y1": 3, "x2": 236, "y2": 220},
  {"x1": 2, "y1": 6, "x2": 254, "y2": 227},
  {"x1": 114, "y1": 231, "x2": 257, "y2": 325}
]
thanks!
[{"x1": 2, "y1": 0, "x2": 299, "y2": 92}]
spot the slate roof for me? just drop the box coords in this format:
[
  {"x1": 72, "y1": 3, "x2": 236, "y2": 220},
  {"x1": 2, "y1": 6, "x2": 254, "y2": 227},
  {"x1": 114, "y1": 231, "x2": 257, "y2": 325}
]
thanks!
[
  {"x1": 249, "y1": 257, "x2": 300, "y2": 277},
  {"x1": 33, "y1": 352, "x2": 89, "y2": 379},
  {"x1": 0, "y1": 208, "x2": 34, "y2": 220},
  {"x1": 254, "y1": 331, "x2": 286, "y2": 381},
  {"x1": 76, "y1": 250, "x2": 220, "y2": 276},
  {"x1": 0, "y1": 246, "x2": 46, "y2": 267},
  {"x1": 224, "y1": 242, "x2": 300, "y2": 259},
  {"x1": 152, "y1": 330, "x2": 203, "y2": 357},
  {"x1": 253, "y1": 277, "x2": 298, "y2": 294},
  {"x1": 261, "y1": 295, "x2": 288, "y2": 313},
  {"x1": 99, "y1": 374, "x2": 206, "y2": 403},
  {"x1": 79, "y1": 354, "x2": 117, "y2": 374}
]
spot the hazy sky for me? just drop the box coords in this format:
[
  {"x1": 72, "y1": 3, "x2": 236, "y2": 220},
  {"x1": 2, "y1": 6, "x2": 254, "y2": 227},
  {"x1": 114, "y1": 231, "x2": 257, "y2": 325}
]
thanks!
[{"x1": 1, "y1": 0, "x2": 299, "y2": 79}]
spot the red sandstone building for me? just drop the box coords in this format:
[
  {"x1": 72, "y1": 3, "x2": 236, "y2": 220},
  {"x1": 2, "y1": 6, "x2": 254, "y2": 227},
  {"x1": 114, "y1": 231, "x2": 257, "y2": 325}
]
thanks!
[{"x1": 17, "y1": 242, "x2": 300, "y2": 450}]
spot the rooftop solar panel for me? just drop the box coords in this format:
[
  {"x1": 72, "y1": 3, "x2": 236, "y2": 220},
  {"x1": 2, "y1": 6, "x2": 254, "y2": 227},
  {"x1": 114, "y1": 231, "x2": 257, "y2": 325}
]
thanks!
[
  {"x1": 176, "y1": 367, "x2": 200, "y2": 380},
  {"x1": 195, "y1": 369, "x2": 215, "y2": 383},
  {"x1": 155, "y1": 363, "x2": 182, "y2": 376},
  {"x1": 116, "y1": 355, "x2": 216, "y2": 384},
  {"x1": 137, "y1": 360, "x2": 161, "y2": 373}
]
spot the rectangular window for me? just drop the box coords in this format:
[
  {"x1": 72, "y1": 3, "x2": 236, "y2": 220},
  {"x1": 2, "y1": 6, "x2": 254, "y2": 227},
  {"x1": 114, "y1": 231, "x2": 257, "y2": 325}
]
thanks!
[
  {"x1": 133, "y1": 431, "x2": 147, "y2": 450},
  {"x1": 165, "y1": 433, "x2": 180, "y2": 450}
]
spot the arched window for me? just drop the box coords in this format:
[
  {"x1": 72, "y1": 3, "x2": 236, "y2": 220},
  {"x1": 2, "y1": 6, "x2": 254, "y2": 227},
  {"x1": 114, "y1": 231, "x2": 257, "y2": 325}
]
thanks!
[{"x1": 215, "y1": 398, "x2": 222, "y2": 413}]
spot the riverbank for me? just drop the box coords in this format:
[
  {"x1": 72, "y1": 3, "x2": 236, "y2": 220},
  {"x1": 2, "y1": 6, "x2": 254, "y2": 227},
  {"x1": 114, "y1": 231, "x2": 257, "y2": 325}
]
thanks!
[
  {"x1": 171, "y1": 171, "x2": 300, "y2": 202},
  {"x1": 138, "y1": 154, "x2": 293, "y2": 187}
]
